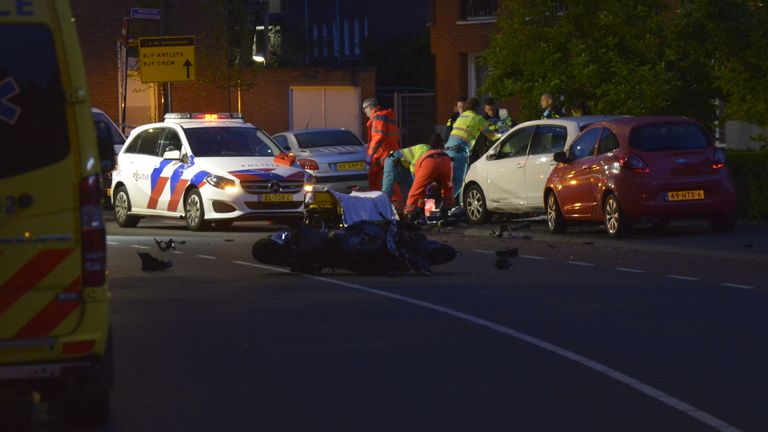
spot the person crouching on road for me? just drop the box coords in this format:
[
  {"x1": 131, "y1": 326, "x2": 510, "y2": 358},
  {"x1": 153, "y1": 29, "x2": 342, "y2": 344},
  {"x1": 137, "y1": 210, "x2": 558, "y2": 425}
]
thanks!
[
  {"x1": 382, "y1": 141, "x2": 432, "y2": 213},
  {"x1": 444, "y1": 97, "x2": 500, "y2": 201},
  {"x1": 404, "y1": 134, "x2": 454, "y2": 223},
  {"x1": 363, "y1": 98, "x2": 401, "y2": 193}
]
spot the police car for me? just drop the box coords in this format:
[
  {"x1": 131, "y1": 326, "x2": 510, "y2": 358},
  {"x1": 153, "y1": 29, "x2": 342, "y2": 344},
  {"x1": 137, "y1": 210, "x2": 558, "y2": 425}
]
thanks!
[{"x1": 111, "y1": 113, "x2": 310, "y2": 230}]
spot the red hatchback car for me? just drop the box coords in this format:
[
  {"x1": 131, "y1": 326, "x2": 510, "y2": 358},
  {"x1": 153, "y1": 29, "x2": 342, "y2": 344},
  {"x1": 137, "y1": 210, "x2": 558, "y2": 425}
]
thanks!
[{"x1": 544, "y1": 116, "x2": 737, "y2": 237}]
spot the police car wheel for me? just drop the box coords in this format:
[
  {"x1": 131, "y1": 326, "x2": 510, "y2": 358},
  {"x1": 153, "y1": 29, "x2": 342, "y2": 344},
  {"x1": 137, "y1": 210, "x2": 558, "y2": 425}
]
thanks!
[
  {"x1": 464, "y1": 184, "x2": 490, "y2": 225},
  {"x1": 114, "y1": 187, "x2": 140, "y2": 228},
  {"x1": 184, "y1": 189, "x2": 210, "y2": 231}
]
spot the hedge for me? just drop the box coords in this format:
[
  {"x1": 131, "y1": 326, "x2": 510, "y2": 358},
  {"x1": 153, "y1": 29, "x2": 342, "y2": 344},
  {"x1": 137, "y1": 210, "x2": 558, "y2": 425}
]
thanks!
[{"x1": 726, "y1": 149, "x2": 768, "y2": 220}]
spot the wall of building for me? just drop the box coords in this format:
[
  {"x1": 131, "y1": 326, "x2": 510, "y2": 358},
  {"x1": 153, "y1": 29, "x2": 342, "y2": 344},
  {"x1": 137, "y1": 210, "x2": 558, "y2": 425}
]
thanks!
[
  {"x1": 429, "y1": 0, "x2": 519, "y2": 125},
  {"x1": 70, "y1": 0, "x2": 375, "y2": 135},
  {"x1": 170, "y1": 67, "x2": 375, "y2": 135}
]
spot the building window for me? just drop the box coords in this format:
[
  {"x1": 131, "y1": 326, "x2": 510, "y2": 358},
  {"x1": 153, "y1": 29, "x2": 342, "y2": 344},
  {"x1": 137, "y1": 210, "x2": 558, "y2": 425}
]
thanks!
[
  {"x1": 467, "y1": 53, "x2": 489, "y2": 98},
  {"x1": 333, "y1": 22, "x2": 339, "y2": 58},
  {"x1": 343, "y1": 19, "x2": 350, "y2": 56},
  {"x1": 463, "y1": 0, "x2": 498, "y2": 20},
  {"x1": 353, "y1": 18, "x2": 360, "y2": 56},
  {"x1": 312, "y1": 24, "x2": 319, "y2": 58},
  {"x1": 322, "y1": 24, "x2": 328, "y2": 58}
]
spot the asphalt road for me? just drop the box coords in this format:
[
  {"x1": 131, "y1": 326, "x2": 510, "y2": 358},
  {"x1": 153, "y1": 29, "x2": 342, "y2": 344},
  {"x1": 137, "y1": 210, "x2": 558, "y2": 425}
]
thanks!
[{"x1": 17, "y1": 215, "x2": 768, "y2": 431}]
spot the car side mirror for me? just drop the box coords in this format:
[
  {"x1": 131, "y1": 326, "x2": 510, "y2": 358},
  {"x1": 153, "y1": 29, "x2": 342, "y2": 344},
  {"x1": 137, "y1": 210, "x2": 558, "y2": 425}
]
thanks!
[
  {"x1": 553, "y1": 151, "x2": 568, "y2": 163},
  {"x1": 163, "y1": 150, "x2": 181, "y2": 160},
  {"x1": 282, "y1": 146, "x2": 291, "y2": 152}
]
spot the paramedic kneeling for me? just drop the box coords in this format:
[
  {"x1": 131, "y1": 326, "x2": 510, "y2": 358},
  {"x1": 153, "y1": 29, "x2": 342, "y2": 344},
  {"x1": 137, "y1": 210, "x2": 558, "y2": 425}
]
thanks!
[{"x1": 404, "y1": 134, "x2": 454, "y2": 222}]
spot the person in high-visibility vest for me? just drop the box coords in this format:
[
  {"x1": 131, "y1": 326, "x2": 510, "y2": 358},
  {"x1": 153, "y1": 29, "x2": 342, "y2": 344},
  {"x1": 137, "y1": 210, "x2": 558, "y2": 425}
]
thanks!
[
  {"x1": 382, "y1": 140, "x2": 432, "y2": 211},
  {"x1": 444, "y1": 97, "x2": 501, "y2": 200},
  {"x1": 363, "y1": 98, "x2": 401, "y2": 193},
  {"x1": 404, "y1": 134, "x2": 454, "y2": 222}
]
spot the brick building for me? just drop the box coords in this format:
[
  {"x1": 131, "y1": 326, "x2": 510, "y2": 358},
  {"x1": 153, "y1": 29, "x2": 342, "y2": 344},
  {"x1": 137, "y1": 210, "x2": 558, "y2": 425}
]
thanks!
[
  {"x1": 70, "y1": 0, "x2": 375, "y2": 136},
  {"x1": 429, "y1": 0, "x2": 518, "y2": 127}
]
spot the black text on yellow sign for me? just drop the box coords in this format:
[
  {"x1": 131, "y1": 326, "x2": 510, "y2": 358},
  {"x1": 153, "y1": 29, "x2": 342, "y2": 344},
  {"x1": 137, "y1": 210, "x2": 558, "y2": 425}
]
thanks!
[{"x1": 138, "y1": 36, "x2": 195, "y2": 83}]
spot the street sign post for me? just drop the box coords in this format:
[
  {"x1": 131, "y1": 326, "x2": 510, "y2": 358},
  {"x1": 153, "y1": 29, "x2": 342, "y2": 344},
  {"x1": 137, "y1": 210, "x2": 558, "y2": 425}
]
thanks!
[
  {"x1": 138, "y1": 36, "x2": 195, "y2": 83},
  {"x1": 129, "y1": 7, "x2": 161, "y2": 20}
]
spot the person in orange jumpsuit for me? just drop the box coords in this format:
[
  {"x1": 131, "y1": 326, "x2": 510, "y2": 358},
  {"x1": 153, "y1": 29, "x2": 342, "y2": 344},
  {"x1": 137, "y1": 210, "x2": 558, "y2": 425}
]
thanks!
[
  {"x1": 363, "y1": 98, "x2": 401, "y2": 195},
  {"x1": 404, "y1": 134, "x2": 454, "y2": 222}
]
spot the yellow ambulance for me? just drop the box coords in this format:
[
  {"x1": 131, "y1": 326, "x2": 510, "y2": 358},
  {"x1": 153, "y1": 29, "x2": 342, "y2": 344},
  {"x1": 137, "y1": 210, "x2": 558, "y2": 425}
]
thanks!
[{"x1": 1, "y1": 0, "x2": 113, "y2": 426}]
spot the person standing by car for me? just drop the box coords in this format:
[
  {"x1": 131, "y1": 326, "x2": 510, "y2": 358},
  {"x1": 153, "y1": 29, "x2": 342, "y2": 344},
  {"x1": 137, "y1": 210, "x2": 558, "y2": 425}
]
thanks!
[
  {"x1": 363, "y1": 98, "x2": 401, "y2": 193},
  {"x1": 444, "y1": 97, "x2": 500, "y2": 200},
  {"x1": 404, "y1": 135, "x2": 454, "y2": 223},
  {"x1": 445, "y1": 97, "x2": 466, "y2": 135},
  {"x1": 540, "y1": 92, "x2": 564, "y2": 119}
]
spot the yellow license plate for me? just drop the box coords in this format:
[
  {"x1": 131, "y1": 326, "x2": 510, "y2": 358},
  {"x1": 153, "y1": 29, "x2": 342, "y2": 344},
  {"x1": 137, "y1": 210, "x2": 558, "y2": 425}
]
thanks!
[
  {"x1": 336, "y1": 161, "x2": 365, "y2": 171},
  {"x1": 667, "y1": 190, "x2": 704, "y2": 201},
  {"x1": 263, "y1": 194, "x2": 292, "y2": 202}
]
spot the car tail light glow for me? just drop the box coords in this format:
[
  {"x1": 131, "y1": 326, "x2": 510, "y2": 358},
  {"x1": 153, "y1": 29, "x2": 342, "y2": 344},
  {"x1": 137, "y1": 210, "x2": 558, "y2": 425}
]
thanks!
[
  {"x1": 80, "y1": 174, "x2": 106, "y2": 287},
  {"x1": 713, "y1": 148, "x2": 726, "y2": 169},
  {"x1": 618, "y1": 154, "x2": 650, "y2": 173},
  {"x1": 298, "y1": 159, "x2": 319, "y2": 170}
]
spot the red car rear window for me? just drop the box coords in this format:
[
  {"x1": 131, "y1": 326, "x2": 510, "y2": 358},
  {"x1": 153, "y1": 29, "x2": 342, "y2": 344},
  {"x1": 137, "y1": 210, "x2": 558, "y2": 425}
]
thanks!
[{"x1": 630, "y1": 123, "x2": 710, "y2": 152}]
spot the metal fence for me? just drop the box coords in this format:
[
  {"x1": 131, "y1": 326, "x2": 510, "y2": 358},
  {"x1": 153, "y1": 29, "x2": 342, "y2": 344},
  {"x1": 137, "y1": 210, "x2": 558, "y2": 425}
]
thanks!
[{"x1": 377, "y1": 91, "x2": 435, "y2": 148}]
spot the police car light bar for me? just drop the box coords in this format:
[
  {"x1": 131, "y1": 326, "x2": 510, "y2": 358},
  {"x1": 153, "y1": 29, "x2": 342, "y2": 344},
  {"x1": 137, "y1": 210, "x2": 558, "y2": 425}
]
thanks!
[{"x1": 164, "y1": 112, "x2": 243, "y2": 120}]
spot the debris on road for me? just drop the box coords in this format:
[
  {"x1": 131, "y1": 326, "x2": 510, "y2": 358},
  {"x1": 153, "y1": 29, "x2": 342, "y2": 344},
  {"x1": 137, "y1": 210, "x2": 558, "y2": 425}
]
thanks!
[
  {"x1": 138, "y1": 252, "x2": 173, "y2": 271},
  {"x1": 154, "y1": 238, "x2": 176, "y2": 251},
  {"x1": 490, "y1": 222, "x2": 531, "y2": 238},
  {"x1": 495, "y1": 248, "x2": 519, "y2": 270}
]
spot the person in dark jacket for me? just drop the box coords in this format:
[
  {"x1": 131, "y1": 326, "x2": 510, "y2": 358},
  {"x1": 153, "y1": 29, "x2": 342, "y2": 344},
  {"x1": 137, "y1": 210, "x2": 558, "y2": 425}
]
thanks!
[{"x1": 540, "y1": 92, "x2": 564, "y2": 119}]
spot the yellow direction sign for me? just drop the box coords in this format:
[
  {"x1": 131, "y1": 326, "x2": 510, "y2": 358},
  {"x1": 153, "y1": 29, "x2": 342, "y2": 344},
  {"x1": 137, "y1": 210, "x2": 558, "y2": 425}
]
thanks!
[{"x1": 138, "y1": 36, "x2": 195, "y2": 83}]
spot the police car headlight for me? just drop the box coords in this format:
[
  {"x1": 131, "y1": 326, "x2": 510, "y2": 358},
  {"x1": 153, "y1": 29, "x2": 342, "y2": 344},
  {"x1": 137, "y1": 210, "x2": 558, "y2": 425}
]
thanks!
[
  {"x1": 303, "y1": 174, "x2": 316, "y2": 192},
  {"x1": 205, "y1": 174, "x2": 238, "y2": 192}
]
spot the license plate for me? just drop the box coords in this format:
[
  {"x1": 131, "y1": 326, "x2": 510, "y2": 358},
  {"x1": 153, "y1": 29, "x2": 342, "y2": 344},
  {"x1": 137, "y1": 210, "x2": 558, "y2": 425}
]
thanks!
[
  {"x1": 263, "y1": 194, "x2": 292, "y2": 202},
  {"x1": 667, "y1": 190, "x2": 704, "y2": 201},
  {"x1": 336, "y1": 161, "x2": 365, "y2": 171}
]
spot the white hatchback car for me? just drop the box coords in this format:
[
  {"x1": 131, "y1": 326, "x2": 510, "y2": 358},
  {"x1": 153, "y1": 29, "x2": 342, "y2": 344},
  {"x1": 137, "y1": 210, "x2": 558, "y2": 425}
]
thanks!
[
  {"x1": 111, "y1": 113, "x2": 308, "y2": 230},
  {"x1": 462, "y1": 116, "x2": 622, "y2": 224}
]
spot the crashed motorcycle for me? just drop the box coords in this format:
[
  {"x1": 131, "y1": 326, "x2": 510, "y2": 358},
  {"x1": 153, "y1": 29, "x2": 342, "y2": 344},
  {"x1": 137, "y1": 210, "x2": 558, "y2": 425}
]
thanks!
[{"x1": 252, "y1": 220, "x2": 457, "y2": 275}]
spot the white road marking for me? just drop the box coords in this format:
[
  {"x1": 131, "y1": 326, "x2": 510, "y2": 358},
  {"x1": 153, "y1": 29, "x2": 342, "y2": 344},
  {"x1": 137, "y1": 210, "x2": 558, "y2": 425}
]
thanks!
[
  {"x1": 293, "y1": 273, "x2": 742, "y2": 432},
  {"x1": 616, "y1": 267, "x2": 645, "y2": 273},
  {"x1": 233, "y1": 260, "x2": 290, "y2": 273},
  {"x1": 566, "y1": 260, "x2": 594, "y2": 266},
  {"x1": 196, "y1": 255, "x2": 216, "y2": 260},
  {"x1": 230, "y1": 258, "x2": 742, "y2": 431},
  {"x1": 472, "y1": 249, "x2": 495, "y2": 254},
  {"x1": 520, "y1": 255, "x2": 545, "y2": 260},
  {"x1": 130, "y1": 245, "x2": 149, "y2": 249},
  {"x1": 171, "y1": 251, "x2": 184, "y2": 255},
  {"x1": 666, "y1": 275, "x2": 699, "y2": 281},
  {"x1": 721, "y1": 283, "x2": 755, "y2": 290},
  {"x1": 107, "y1": 241, "x2": 120, "y2": 245}
]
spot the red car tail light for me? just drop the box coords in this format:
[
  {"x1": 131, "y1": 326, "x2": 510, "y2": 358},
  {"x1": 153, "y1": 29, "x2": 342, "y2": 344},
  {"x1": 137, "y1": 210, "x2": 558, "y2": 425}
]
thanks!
[
  {"x1": 618, "y1": 154, "x2": 650, "y2": 173},
  {"x1": 712, "y1": 148, "x2": 726, "y2": 169},
  {"x1": 298, "y1": 159, "x2": 319, "y2": 170},
  {"x1": 80, "y1": 174, "x2": 106, "y2": 287}
]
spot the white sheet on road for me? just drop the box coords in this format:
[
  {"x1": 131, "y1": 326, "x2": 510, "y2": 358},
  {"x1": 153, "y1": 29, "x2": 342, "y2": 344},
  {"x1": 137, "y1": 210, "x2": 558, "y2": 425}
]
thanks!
[{"x1": 329, "y1": 190, "x2": 397, "y2": 225}]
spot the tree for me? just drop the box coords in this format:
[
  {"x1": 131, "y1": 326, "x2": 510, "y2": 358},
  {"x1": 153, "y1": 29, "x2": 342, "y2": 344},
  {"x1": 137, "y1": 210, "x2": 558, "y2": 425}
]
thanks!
[
  {"x1": 197, "y1": 0, "x2": 264, "y2": 90},
  {"x1": 483, "y1": 0, "x2": 720, "y2": 124},
  {"x1": 697, "y1": 0, "x2": 768, "y2": 128}
]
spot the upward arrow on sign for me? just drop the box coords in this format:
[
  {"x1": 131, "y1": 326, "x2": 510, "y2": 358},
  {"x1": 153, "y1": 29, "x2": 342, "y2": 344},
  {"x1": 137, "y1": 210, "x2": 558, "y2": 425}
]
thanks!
[{"x1": 183, "y1": 59, "x2": 193, "y2": 79}]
